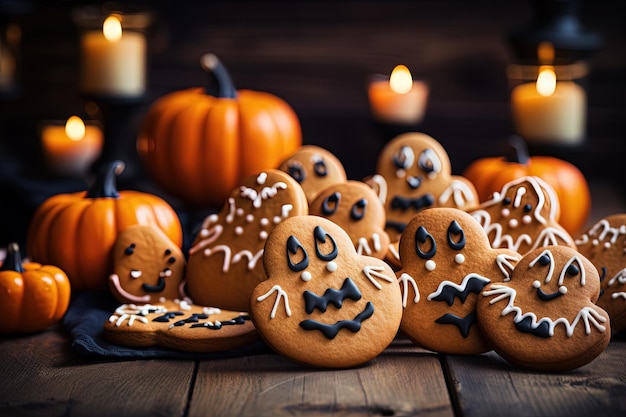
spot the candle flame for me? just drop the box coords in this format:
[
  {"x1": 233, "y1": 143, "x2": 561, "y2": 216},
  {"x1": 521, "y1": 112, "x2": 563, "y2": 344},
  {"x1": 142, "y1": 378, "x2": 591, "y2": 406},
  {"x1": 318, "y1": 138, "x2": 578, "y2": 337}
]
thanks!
[
  {"x1": 536, "y1": 66, "x2": 556, "y2": 97},
  {"x1": 103, "y1": 15, "x2": 122, "y2": 42},
  {"x1": 65, "y1": 116, "x2": 86, "y2": 141},
  {"x1": 389, "y1": 65, "x2": 413, "y2": 94}
]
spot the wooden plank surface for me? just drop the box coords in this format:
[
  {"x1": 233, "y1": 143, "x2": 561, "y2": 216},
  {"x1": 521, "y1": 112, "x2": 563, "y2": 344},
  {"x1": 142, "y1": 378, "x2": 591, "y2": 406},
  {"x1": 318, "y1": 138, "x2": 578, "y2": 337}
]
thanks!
[
  {"x1": 0, "y1": 325, "x2": 195, "y2": 417},
  {"x1": 189, "y1": 338, "x2": 453, "y2": 417},
  {"x1": 442, "y1": 335, "x2": 626, "y2": 417}
]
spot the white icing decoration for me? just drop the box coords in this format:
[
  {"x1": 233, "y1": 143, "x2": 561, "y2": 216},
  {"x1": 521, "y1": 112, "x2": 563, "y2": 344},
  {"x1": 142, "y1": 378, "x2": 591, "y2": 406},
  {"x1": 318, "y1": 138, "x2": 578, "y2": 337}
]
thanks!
[
  {"x1": 455, "y1": 253, "x2": 465, "y2": 264},
  {"x1": 522, "y1": 215, "x2": 532, "y2": 224},
  {"x1": 234, "y1": 226, "x2": 243, "y2": 235},
  {"x1": 369, "y1": 174, "x2": 388, "y2": 205},
  {"x1": 425, "y1": 260, "x2": 436, "y2": 271},
  {"x1": 427, "y1": 273, "x2": 491, "y2": 301},
  {"x1": 130, "y1": 270, "x2": 142, "y2": 279},
  {"x1": 259, "y1": 231, "x2": 268, "y2": 240},
  {"x1": 509, "y1": 218, "x2": 519, "y2": 228},
  {"x1": 387, "y1": 243, "x2": 400, "y2": 262},
  {"x1": 109, "y1": 303, "x2": 167, "y2": 327},
  {"x1": 529, "y1": 249, "x2": 585, "y2": 286},
  {"x1": 240, "y1": 181, "x2": 288, "y2": 208},
  {"x1": 231, "y1": 249, "x2": 264, "y2": 271},
  {"x1": 356, "y1": 233, "x2": 382, "y2": 256},
  {"x1": 109, "y1": 274, "x2": 150, "y2": 303},
  {"x1": 438, "y1": 179, "x2": 476, "y2": 208},
  {"x1": 246, "y1": 214, "x2": 254, "y2": 223},
  {"x1": 301, "y1": 271, "x2": 312, "y2": 282},
  {"x1": 608, "y1": 268, "x2": 626, "y2": 287},
  {"x1": 236, "y1": 208, "x2": 244, "y2": 217},
  {"x1": 326, "y1": 261, "x2": 337, "y2": 272},
  {"x1": 225, "y1": 197, "x2": 237, "y2": 223},
  {"x1": 418, "y1": 148, "x2": 441, "y2": 175},
  {"x1": 575, "y1": 219, "x2": 626, "y2": 246},
  {"x1": 398, "y1": 272, "x2": 420, "y2": 307},
  {"x1": 501, "y1": 208, "x2": 510, "y2": 217},
  {"x1": 513, "y1": 186, "x2": 526, "y2": 208},
  {"x1": 260, "y1": 218, "x2": 270, "y2": 226},
  {"x1": 257, "y1": 285, "x2": 291, "y2": 319},
  {"x1": 495, "y1": 253, "x2": 520, "y2": 281},
  {"x1": 189, "y1": 224, "x2": 223, "y2": 255},
  {"x1": 362, "y1": 265, "x2": 395, "y2": 290},
  {"x1": 257, "y1": 172, "x2": 268, "y2": 185},
  {"x1": 612, "y1": 292, "x2": 626, "y2": 300},
  {"x1": 483, "y1": 284, "x2": 607, "y2": 336}
]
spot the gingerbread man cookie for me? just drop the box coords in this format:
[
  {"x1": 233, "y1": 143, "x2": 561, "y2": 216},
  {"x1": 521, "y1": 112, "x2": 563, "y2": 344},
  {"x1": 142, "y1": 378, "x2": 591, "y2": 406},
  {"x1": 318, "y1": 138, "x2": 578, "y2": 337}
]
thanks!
[
  {"x1": 470, "y1": 176, "x2": 576, "y2": 256},
  {"x1": 250, "y1": 215, "x2": 403, "y2": 368},
  {"x1": 309, "y1": 180, "x2": 391, "y2": 260},
  {"x1": 109, "y1": 225, "x2": 186, "y2": 304},
  {"x1": 366, "y1": 132, "x2": 479, "y2": 242},
  {"x1": 575, "y1": 214, "x2": 626, "y2": 333},
  {"x1": 397, "y1": 208, "x2": 521, "y2": 354},
  {"x1": 103, "y1": 300, "x2": 258, "y2": 353},
  {"x1": 278, "y1": 145, "x2": 347, "y2": 203},
  {"x1": 476, "y1": 246, "x2": 610, "y2": 371},
  {"x1": 185, "y1": 169, "x2": 308, "y2": 312}
]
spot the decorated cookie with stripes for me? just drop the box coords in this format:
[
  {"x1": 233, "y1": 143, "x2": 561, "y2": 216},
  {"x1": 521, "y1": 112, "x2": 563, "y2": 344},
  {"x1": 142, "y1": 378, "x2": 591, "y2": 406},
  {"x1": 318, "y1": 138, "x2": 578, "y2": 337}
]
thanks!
[
  {"x1": 250, "y1": 215, "x2": 402, "y2": 368},
  {"x1": 185, "y1": 169, "x2": 308, "y2": 312},
  {"x1": 476, "y1": 246, "x2": 610, "y2": 371},
  {"x1": 397, "y1": 207, "x2": 520, "y2": 354}
]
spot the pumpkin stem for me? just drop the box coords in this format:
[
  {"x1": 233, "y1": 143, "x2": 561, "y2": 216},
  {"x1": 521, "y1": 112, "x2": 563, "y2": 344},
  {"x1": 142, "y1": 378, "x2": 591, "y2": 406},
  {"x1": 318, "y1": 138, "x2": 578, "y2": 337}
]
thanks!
[
  {"x1": 86, "y1": 160, "x2": 125, "y2": 199},
  {"x1": 1, "y1": 243, "x2": 25, "y2": 272},
  {"x1": 200, "y1": 53, "x2": 237, "y2": 99},
  {"x1": 505, "y1": 135, "x2": 530, "y2": 165}
]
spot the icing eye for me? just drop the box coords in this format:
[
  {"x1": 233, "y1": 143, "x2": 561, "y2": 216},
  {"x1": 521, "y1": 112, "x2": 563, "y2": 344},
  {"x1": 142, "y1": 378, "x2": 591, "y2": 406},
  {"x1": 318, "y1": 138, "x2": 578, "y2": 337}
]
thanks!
[
  {"x1": 523, "y1": 204, "x2": 532, "y2": 213},
  {"x1": 566, "y1": 264, "x2": 579, "y2": 276},
  {"x1": 418, "y1": 148, "x2": 442, "y2": 175},
  {"x1": 314, "y1": 225, "x2": 338, "y2": 261},
  {"x1": 538, "y1": 254, "x2": 551, "y2": 266},
  {"x1": 447, "y1": 220, "x2": 466, "y2": 250},
  {"x1": 350, "y1": 198, "x2": 367, "y2": 220},
  {"x1": 288, "y1": 163, "x2": 306, "y2": 183},
  {"x1": 502, "y1": 197, "x2": 511, "y2": 206},
  {"x1": 415, "y1": 226, "x2": 436, "y2": 259},
  {"x1": 392, "y1": 145, "x2": 415, "y2": 170},
  {"x1": 125, "y1": 243, "x2": 136, "y2": 255},
  {"x1": 164, "y1": 249, "x2": 171, "y2": 255},
  {"x1": 313, "y1": 158, "x2": 327, "y2": 177},
  {"x1": 167, "y1": 256, "x2": 176, "y2": 264},
  {"x1": 286, "y1": 236, "x2": 309, "y2": 272},
  {"x1": 321, "y1": 192, "x2": 341, "y2": 216}
]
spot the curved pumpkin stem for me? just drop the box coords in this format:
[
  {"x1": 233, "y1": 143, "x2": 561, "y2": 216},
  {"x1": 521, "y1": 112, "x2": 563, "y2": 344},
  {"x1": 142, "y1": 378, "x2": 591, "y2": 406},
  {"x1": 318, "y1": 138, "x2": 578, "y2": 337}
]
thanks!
[
  {"x1": 1, "y1": 243, "x2": 25, "y2": 272},
  {"x1": 200, "y1": 53, "x2": 237, "y2": 99},
  {"x1": 86, "y1": 160, "x2": 125, "y2": 199},
  {"x1": 505, "y1": 135, "x2": 530, "y2": 165}
]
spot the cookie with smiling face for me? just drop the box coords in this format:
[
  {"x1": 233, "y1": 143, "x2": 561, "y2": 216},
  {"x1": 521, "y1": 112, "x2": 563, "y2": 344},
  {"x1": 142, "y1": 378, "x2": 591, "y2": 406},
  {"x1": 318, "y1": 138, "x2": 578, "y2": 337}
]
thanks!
[
  {"x1": 575, "y1": 214, "x2": 626, "y2": 333},
  {"x1": 476, "y1": 246, "x2": 610, "y2": 371},
  {"x1": 309, "y1": 180, "x2": 391, "y2": 260},
  {"x1": 185, "y1": 169, "x2": 308, "y2": 312},
  {"x1": 109, "y1": 225, "x2": 186, "y2": 304},
  {"x1": 471, "y1": 176, "x2": 576, "y2": 256},
  {"x1": 278, "y1": 145, "x2": 347, "y2": 204},
  {"x1": 250, "y1": 215, "x2": 403, "y2": 368},
  {"x1": 397, "y1": 208, "x2": 521, "y2": 354},
  {"x1": 366, "y1": 132, "x2": 479, "y2": 242}
]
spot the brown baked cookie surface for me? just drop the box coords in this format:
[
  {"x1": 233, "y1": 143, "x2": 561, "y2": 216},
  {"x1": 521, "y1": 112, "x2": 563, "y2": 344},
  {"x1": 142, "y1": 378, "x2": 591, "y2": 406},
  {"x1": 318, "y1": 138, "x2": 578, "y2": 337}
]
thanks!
[
  {"x1": 103, "y1": 300, "x2": 257, "y2": 353},
  {"x1": 185, "y1": 169, "x2": 308, "y2": 311},
  {"x1": 108, "y1": 225, "x2": 186, "y2": 304},
  {"x1": 575, "y1": 214, "x2": 626, "y2": 333},
  {"x1": 250, "y1": 215, "x2": 403, "y2": 368},
  {"x1": 397, "y1": 207, "x2": 520, "y2": 354},
  {"x1": 476, "y1": 246, "x2": 610, "y2": 371}
]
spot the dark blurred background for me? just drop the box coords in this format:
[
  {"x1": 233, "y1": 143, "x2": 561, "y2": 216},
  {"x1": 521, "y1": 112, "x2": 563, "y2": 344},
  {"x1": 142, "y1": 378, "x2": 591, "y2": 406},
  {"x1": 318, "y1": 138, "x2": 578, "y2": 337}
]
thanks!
[{"x1": 1, "y1": 0, "x2": 625, "y2": 250}]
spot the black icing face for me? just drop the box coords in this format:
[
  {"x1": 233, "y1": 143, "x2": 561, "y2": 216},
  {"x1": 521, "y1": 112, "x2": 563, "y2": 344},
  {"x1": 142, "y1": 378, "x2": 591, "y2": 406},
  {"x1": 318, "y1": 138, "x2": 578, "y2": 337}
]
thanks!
[
  {"x1": 529, "y1": 249, "x2": 585, "y2": 302},
  {"x1": 392, "y1": 145, "x2": 442, "y2": 190},
  {"x1": 287, "y1": 155, "x2": 328, "y2": 184},
  {"x1": 414, "y1": 220, "x2": 467, "y2": 269}
]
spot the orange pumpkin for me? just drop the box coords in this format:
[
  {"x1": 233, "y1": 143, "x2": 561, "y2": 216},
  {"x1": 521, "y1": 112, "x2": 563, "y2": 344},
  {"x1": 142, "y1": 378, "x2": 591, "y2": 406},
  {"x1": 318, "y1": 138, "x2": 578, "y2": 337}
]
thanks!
[
  {"x1": 136, "y1": 53, "x2": 302, "y2": 208},
  {"x1": 26, "y1": 161, "x2": 183, "y2": 292},
  {"x1": 0, "y1": 243, "x2": 71, "y2": 333},
  {"x1": 462, "y1": 136, "x2": 591, "y2": 235}
]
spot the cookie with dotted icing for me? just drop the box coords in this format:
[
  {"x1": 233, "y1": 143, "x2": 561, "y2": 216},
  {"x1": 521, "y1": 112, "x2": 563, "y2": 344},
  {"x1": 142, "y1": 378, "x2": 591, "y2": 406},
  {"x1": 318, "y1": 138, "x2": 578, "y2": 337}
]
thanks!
[
  {"x1": 397, "y1": 207, "x2": 521, "y2": 354},
  {"x1": 470, "y1": 176, "x2": 576, "y2": 256},
  {"x1": 309, "y1": 180, "x2": 391, "y2": 260},
  {"x1": 575, "y1": 214, "x2": 626, "y2": 333},
  {"x1": 250, "y1": 215, "x2": 403, "y2": 368},
  {"x1": 278, "y1": 145, "x2": 347, "y2": 204},
  {"x1": 366, "y1": 132, "x2": 479, "y2": 243},
  {"x1": 103, "y1": 300, "x2": 258, "y2": 353},
  {"x1": 108, "y1": 225, "x2": 186, "y2": 304},
  {"x1": 476, "y1": 246, "x2": 610, "y2": 371},
  {"x1": 185, "y1": 169, "x2": 308, "y2": 312}
]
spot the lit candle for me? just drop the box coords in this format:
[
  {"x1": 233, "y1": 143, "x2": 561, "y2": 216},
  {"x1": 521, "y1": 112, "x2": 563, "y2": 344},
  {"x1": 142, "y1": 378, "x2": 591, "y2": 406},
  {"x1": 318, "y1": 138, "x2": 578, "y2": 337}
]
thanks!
[
  {"x1": 368, "y1": 65, "x2": 429, "y2": 124},
  {"x1": 41, "y1": 116, "x2": 103, "y2": 176},
  {"x1": 511, "y1": 65, "x2": 586, "y2": 145},
  {"x1": 79, "y1": 15, "x2": 146, "y2": 97}
]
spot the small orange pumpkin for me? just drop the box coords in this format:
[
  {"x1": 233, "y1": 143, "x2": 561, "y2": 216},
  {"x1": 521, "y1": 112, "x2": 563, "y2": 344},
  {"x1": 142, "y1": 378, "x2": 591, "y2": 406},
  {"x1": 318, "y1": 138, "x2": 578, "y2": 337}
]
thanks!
[
  {"x1": 0, "y1": 243, "x2": 71, "y2": 333},
  {"x1": 462, "y1": 136, "x2": 591, "y2": 235},
  {"x1": 26, "y1": 161, "x2": 183, "y2": 292},
  {"x1": 136, "y1": 53, "x2": 302, "y2": 208}
]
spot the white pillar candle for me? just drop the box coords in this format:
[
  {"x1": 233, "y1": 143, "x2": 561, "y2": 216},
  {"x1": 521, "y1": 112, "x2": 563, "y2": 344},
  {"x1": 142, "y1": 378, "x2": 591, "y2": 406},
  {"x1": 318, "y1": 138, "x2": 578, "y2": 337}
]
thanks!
[
  {"x1": 368, "y1": 65, "x2": 429, "y2": 124},
  {"x1": 79, "y1": 15, "x2": 146, "y2": 97},
  {"x1": 511, "y1": 66, "x2": 586, "y2": 145}
]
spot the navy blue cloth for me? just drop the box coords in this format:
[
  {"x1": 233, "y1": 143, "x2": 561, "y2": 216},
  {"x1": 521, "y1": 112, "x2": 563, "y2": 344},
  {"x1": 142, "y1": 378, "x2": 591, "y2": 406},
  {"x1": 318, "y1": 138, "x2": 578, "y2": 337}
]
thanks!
[{"x1": 63, "y1": 291, "x2": 270, "y2": 360}]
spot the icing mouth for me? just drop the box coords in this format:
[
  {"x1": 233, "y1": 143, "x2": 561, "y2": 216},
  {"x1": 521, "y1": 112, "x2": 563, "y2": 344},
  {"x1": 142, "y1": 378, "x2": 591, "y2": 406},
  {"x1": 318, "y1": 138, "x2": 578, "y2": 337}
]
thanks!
[
  {"x1": 303, "y1": 278, "x2": 361, "y2": 313},
  {"x1": 390, "y1": 194, "x2": 435, "y2": 212},
  {"x1": 536, "y1": 287, "x2": 564, "y2": 301},
  {"x1": 299, "y1": 302, "x2": 374, "y2": 339},
  {"x1": 142, "y1": 276, "x2": 166, "y2": 293},
  {"x1": 109, "y1": 274, "x2": 150, "y2": 303}
]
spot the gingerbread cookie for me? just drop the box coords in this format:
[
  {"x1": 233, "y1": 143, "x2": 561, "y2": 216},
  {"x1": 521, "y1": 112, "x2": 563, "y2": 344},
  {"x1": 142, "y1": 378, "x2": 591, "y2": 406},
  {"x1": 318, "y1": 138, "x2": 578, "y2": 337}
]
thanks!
[
  {"x1": 470, "y1": 176, "x2": 576, "y2": 256},
  {"x1": 575, "y1": 214, "x2": 626, "y2": 333},
  {"x1": 185, "y1": 169, "x2": 308, "y2": 312},
  {"x1": 309, "y1": 180, "x2": 391, "y2": 260},
  {"x1": 397, "y1": 208, "x2": 521, "y2": 354},
  {"x1": 278, "y1": 145, "x2": 347, "y2": 203},
  {"x1": 109, "y1": 225, "x2": 186, "y2": 304},
  {"x1": 103, "y1": 300, "x2": 258, "y2": 352},
  {"x1": 476, "y1": 246, "x2": 610, "y2": 371},
  {"x1": 250, "y1": 215, "x2": 402, "y2": 368},
  {"x1": 366, "y1": 132, "x2": 479, "y2": 242}
]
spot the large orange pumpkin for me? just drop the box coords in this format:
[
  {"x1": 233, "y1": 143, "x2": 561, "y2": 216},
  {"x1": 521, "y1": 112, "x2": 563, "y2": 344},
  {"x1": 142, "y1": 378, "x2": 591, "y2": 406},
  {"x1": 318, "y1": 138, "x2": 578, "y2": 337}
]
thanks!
[
  {"x1": 0, "y1": 243, "x2": 71, "y2": 333},
  {"x1": 462, "y1": 136, "x2": 591, "y2": 235},
  {"x1": 26, "y1": 161, "x2": 183, "y2": 292},
  {"x1": 137, "y1": 53, "x2": 302, "y2": 208}
]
